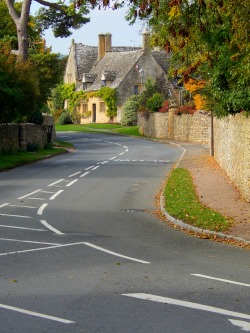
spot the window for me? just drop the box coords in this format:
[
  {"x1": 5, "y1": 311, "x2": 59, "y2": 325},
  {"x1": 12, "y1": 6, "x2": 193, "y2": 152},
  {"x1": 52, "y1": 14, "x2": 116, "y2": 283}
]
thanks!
[
  {"x1": 99, "y1": 102, "x2": 106, "y2": 112},
  {"x1": 81, "y1": 103, "x2": 88, "y2": 113},
  {"x1": 101, "y1": 80, "x2": 106, "y2": 87},
  {"x1": 134, "y1": 84, "x2": 143, "y2": 95}
]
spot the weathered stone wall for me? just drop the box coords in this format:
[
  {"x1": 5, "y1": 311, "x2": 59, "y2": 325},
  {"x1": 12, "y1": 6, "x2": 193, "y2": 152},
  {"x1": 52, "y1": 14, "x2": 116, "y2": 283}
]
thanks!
[
  {"x1": 214, "y1": 113, "x2": 250, "y2": 201},
  {"x1": 0, "y1": 115, "x2": 56, "y2": 153},
  {"x1": 137, "y1": 111, "x2": 210, "y2": 144},
  {"x1": 0, "y1": 124, "x2": 19, "y2": 153}
]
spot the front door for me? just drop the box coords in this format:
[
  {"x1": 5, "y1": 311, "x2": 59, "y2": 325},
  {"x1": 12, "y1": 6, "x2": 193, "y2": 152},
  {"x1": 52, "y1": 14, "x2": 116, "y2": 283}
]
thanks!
[{"x1": 92, "y1": 104, "x2": 96, "y2": 123}]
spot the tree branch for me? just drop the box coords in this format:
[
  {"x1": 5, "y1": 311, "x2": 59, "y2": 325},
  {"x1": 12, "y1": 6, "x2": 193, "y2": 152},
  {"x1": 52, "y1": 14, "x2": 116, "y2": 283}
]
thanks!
[
  {"x1": 5, "y1": 0, "x2": 20, "y2": 24},
  {"x1": 34, "y1": 0, "x2": 65, "y2": 11}
]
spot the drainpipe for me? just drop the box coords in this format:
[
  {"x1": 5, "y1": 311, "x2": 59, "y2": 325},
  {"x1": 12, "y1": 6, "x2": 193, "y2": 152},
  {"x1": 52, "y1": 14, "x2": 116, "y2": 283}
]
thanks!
[{"x1": 210, "y1": 113, "x2": 214, "y2": 156}]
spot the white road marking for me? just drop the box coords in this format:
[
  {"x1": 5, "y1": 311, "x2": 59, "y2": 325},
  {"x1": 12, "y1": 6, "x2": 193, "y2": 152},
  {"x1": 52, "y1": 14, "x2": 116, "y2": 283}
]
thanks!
[
  {"x1": 80, "y1": 171, "x2": 90, "y2": 178},
  {"x1": 100, "y1": 161, "x2": 109, "y2": 165},
  {"x1": 0, "y1": 242, "x2": 84, "y2": 257},
  {"x1": 0, "y1": 203, "x2": 9, "y2": 208},
  {"x1": 18, "y1": 189, "x2": 42, "y2": 200},
  {"x1": 229, "y1": 319, "x2": 250, "y2": 331},
  {"x1": 49, "y1": 190, "x2": 64, "y2": 200},
  {"x1": 119, "y1": 152, "x2": 125, "y2": 156},
  {"x1": 40, "y1": 220, "x2": 63, "y2": 234},
  {"x1": 37, "y1": 203, "x2": 48, "y2": 215},
  {"x1": 91, "y1": 166, "x2": 100, "y2": 171},
  {"x1": 68, "y1": 171, "x2": 81, "y2": 177},
  {"x1": 0, "y1": 213, "x2": 32, "y2": 219},
  {"x1": 48, "y1": 179, "x2": 65, "y2": 187},
  {"x1": 10, "y1": 205, "x2": 36, "y2": 209},
  {"x1": 122, "y1": 293, "x2": 250, "y2": 320},
  {"x1": 40, "y1": 191, "x2": 54, "y2": 194},
  {"x1": 0, "y1": 303, "x2": 74, "y2": 324},
  {"x1": 0, "y1": 225, "x2": 46, "y2": 231},
  {"x1": 66, "y1": 179, "x2": 78, "y2": 187},
  {"x1": 85, "y1": 166, "x2": 95, "y2": 170},
  {"x1": 191, "y1": 274, "x2": 250, "y2": 287},
  {"x1": 83, "y1": 242, "x2": 150, "y2": 264},
  {"x1": 0, "y1": 238, "x2": 60, "y2": 245},
  {"x1": 124, "y1": 146, "x2": 128, "y2": 149},
  {"x1": 27, "y1": 197, "x2": 46, "y2": 201},
  {"x1": 109, "y1": 156, "x2": 117, "y2": 160}
]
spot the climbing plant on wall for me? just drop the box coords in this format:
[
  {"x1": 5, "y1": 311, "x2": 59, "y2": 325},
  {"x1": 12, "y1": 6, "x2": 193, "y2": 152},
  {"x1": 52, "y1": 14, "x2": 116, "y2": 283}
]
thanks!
[{"x1": 97, "y1": 87, "x2": 118, "y2": 121}]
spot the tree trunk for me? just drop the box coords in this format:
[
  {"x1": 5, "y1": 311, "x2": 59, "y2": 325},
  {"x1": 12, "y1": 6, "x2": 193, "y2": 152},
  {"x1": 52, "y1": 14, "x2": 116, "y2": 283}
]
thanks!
[{"x1": 17, "y1": 22, "x2": 29, "y2": 61}]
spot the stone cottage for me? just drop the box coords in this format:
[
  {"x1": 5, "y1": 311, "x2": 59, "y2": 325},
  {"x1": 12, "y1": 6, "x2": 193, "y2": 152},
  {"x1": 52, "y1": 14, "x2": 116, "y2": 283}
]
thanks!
[{"x1": 64, "y1": 32, "x2": 172, "y2": 123}]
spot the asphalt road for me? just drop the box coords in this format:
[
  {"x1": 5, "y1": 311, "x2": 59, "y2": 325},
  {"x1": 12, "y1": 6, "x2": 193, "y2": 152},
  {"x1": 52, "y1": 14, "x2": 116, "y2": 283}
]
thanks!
[{"x1": 0, "y1": 132, "x2": 249, "y2": 333}]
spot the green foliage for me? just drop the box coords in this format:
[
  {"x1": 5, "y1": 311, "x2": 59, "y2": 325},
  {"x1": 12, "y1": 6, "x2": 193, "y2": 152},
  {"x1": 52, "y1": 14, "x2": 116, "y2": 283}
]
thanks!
[
  {"x1": 146, "y1": 93, "x2": 164, "y2": 112},
  {"x1": 121, "y1": 95, "x2": 140, "y2": 126},
  {"x1": 0, "y1": 49, "x2": 40, "y2": 123},
  {"x1": 58, "y1": 110, "x2": 73, "y2": 125},
  {"x1": 35, "y1": 4, "x2": 90, "y2": 38},
  {"x1": 138, "y1": 78, "x2": 156, "y2": 107},
  {"x1": 125, "y1": 0, "x2": 250, "y2": 116},
  {"x1": 97, "y1": 87, "x2": 118, "y2": 120},
  {"x1": 30, "y1": 52, "x2": 65, "y2": 104},
  {"x1": 27, "y1": 109, "x2": 43, "y2": 124}
]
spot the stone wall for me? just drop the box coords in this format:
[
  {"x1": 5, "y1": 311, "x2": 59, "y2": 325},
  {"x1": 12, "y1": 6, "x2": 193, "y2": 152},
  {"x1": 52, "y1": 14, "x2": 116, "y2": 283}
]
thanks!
[
  {"x1": 0, "y1": 124, "x2": 19, "y2": 153},
  {"x1": 0, "y1": 115, "x2": 56, "y2": 153},
  {"x1": 214, "y1": 113, "x2": 250, "y2": 201},
  {"x1": 137, "y1": 111, "x2": 210, "y2": 144}
]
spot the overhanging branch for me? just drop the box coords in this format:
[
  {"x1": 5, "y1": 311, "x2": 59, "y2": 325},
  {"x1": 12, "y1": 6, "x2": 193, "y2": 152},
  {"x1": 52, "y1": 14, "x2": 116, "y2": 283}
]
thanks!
[{"x1": 34, "y1": 0, "x2": 64, "y2": 11}]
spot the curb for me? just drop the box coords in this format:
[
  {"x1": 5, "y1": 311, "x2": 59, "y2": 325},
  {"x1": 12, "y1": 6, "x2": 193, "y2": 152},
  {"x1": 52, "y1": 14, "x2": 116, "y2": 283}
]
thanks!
[{"x1": 160, "y1": 194, "x2": 250, "y2": 247}]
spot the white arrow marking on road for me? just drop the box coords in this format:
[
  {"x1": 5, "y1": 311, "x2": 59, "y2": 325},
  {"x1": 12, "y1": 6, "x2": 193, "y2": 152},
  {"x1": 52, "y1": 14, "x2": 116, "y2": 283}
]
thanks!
[
  {"x1": 49, "y1": 190, "x2": 64, "y2": 200},
  {"x1": 40, "y1": 220, "x2": 63, "y2": 234},
  {"x1": 37, "y1": 203, "x2": 48, "y2": 215},
  {"x1": 18, "y1": 189, "x2": 42, "y2": 200},
  {"x1": 229, "y1": 319, "x2": 250, "y2": 331},
  {"x1": 0, "y1": 303, "x2": 74, "y2": 324},
  {"x1": 122, "y1": 293, "x2": 250, "y2": 320},
  {"x1": 192, "y1": 274, "x2": 250, "y2": 287}
]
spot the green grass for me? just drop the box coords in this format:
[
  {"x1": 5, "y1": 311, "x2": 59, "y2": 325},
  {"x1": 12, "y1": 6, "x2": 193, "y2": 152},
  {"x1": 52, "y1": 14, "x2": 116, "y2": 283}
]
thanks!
[
  {"x1": 55, "y1": 124, "x2": 141, "y2": 136},
  {"x1": 0, "y1": 141, "x2": 72, "y2": 172},
  {"x1": 164, "y1": 168, "x2": 232, "y2": 232}
]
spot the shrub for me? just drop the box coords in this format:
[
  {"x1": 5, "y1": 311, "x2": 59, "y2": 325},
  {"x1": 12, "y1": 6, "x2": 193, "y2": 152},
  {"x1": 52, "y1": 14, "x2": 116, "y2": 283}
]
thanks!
[
  {"x1": 175, "y1": 104, "x2": 197, "y2": 116},
  {"x1": 58, "y1": 110, "x2": 73, "y2": 125},
  {"x1": 121, "y1": 95, "x2": 140, "y2": 126},
  {"x1": 159, "y1": 100, "x2": 169, "y2": 113},
  {"x1": 27, "y1": 109, "x2": 43, "y2": 125},
  {"x1": 146, "y1": 93, "x2": 164, "y2": 112}
]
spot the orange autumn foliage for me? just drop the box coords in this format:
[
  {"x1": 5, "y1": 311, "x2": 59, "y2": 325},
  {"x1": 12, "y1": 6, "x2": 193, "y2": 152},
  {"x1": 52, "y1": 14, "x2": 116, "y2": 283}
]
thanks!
[{"x1": 184, "y1": 79, "x2": 206, "y2": 110}]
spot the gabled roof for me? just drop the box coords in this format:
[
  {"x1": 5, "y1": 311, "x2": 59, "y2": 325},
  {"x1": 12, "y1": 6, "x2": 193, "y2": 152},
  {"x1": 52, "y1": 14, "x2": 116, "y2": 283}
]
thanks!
[
  {"x1": 87, "y1": 50, "x2": 143, "y2": 91},
  {"x1": 75, "y1": 44, "x2": 98, "y2": 81},
  {"x1": 151, "y1": 51, "x2": 171, "y2": 75}
]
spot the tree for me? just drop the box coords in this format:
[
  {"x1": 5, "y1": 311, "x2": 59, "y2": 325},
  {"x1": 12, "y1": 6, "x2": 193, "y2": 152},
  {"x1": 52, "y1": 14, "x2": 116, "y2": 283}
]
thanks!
[{"x1": 5, "y1": 0, "x2": 90, "y2": 61}]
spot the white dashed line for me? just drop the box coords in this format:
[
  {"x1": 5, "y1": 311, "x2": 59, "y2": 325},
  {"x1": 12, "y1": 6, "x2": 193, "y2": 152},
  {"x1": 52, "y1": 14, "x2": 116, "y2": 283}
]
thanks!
[
  {"x1": 191, "y1": 274, "x2": 250, "y2": 287},
  {"x1": 68, "y1": 171, "x2": 81, "y2": 177},
  {"x1": 0, "y1": 304, "x2": 74, "y2": 324},
  {"x1": 49, "y1": 190, "x2": 64, "y2": 200},
  {"x1": 10, "y1": 205, "x2": 36, "y2": 209},
  {"x1": 83, "y1": 242, "x2": 150, "y2": 264},
  {"x1": 85, "y1": 166, "x2": 95, "y2": 170},
  {"x1": 0, "y1": 203, "x2": 9, "y2": 208},
  {"x1": 18, "y1": 189, "x2": 42, "y2": 200},
  {"x1": 0, "y1": 225, "x2": 46, "y2": 231},
  {"x1": 80, "y1": 171, "x2": 90, "y2": 178},
  {"x1": 109, "y1": 156, "x2": 117, "y2": 160},
  {"x1": 0, "y1": 214, "x2": 32, "y2": 219},
  {"x1": 66, "y1": 179, "x2": 78, "y2": 187},
  {"x1": 48, "y1": 179, "x2": 64, "y2": 187},
  {"x1": 91, "y1": 166, "x2": 100, "y2": 171},
  {"x1": 122, "y1": 293, "x2": 250, "y2": 320}
]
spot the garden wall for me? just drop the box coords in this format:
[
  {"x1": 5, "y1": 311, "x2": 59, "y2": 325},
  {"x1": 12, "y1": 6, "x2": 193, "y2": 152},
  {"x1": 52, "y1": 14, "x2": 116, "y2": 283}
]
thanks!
[
  {"x1": 137, "y1": 111, "x2": 210, "y2": 144},
  {"x1": 214, "y1": 113, "x2": 250, "y2": 201},
  {"x1": 138, "y1": 111, "x2": 250, "y2": 201},
  {"x1": 0, "y1": 115, "x2": 56, "y2": 153}
]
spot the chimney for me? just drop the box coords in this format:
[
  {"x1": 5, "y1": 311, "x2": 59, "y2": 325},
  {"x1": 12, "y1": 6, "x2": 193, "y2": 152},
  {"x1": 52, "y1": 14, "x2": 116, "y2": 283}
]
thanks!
[
  {"x1": 98, "y1": 33, "x2": 105, "y2": 61},
  {"x1": 105, "y1": 33, "x2": 112, "y2": 53},
  {"x1": 142, "y1": 28, "x2": 150, "y2": 52}
]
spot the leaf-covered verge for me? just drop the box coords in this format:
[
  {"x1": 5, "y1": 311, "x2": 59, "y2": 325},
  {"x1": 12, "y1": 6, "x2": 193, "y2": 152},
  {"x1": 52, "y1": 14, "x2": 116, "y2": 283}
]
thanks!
[
  {"x1": 164, "y1": 168, "x2": 232, "y2": 232},
  {"x1": 0, "y1": 141, "x2": 72, "y2": 172}
]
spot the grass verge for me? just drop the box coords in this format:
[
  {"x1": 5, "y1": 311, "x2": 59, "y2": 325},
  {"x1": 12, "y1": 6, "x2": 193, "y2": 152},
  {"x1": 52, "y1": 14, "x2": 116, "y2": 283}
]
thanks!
[
  {"x1": 0, "y1": 141, "x2": 72, "y2": 172},
  {"x1": 55, "y1": 124, "x2": 141, "y2": 136},
  {"x1": 164, "y1": 168, "x2": 231, "y2": 232}
]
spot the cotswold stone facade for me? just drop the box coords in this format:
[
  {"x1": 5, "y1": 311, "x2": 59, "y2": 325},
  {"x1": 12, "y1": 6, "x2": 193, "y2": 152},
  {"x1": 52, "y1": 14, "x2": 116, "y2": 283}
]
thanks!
[
  {"x1": 138, "y1": 111, "x2": 250, "y2": 201},
  {"x1": 0, "y1": 115, "x2": 56, "y2": 153},
  {"x1": 214, "y1": 113, "x2": 250, "y2": 201}
]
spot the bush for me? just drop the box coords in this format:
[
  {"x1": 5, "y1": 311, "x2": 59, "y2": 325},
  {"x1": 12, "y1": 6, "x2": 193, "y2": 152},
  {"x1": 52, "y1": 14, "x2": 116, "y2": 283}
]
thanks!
[
  {"x1": 58, "y1": 110, "x2": 73, "y2": 125},
  {"x1": 27, "y1": 109, "x2": 43, "y2": 125},
  {"x1": 146, "y1": 93, "x2": 164, "y2": 112},
  {"x1": 121, "y1": 95, "x2": 140, "y2": 126}
]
